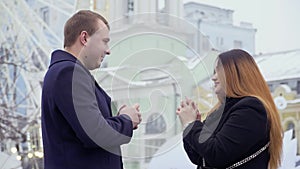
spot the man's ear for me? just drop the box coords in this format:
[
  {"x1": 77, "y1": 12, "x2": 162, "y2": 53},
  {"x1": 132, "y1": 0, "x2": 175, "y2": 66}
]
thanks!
[{"x1": 80, "y1": 31, "x2": 88, "y2": 45}]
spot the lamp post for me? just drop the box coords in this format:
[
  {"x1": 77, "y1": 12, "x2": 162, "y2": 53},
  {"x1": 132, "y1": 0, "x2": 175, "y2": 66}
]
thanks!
[
  {"x1": 172, "y1": 82, "x2": 180, "y2": 134},
  {"x1": 197, "y1": 18, "x2": 202, "y2": 55}
]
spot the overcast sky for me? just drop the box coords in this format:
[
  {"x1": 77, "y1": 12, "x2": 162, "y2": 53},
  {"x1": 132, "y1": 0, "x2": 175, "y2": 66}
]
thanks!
[{"x1": 183, "y1": 0, "x2": 300, "y2": 54}]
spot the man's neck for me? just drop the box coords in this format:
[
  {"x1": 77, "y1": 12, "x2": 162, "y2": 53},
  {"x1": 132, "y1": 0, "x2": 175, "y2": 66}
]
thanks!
[
  {"x1": 64, "y1": 46, "x2": 80, "y2": 58},
  {"x1": 64, "y1": 45, "x2": 86, "y2": 68}
]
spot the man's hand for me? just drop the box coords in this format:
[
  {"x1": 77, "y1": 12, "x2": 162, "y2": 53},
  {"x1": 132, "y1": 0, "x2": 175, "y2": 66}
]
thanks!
[{"x1": 118, "y1": 104, "x2": 142, "y2": 130}]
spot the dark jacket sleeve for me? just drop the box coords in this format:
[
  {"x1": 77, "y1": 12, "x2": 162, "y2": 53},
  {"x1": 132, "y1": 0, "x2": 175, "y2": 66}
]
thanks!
[
  {"x1": 183, "y1": 121, "x2": 203, "y2": 165},
  {"x1": 183, "y1": 97, "x2": 269, "y2": 167},
  {"x1": 54, "y1": 62, "x2": 133, "y2": 149}
]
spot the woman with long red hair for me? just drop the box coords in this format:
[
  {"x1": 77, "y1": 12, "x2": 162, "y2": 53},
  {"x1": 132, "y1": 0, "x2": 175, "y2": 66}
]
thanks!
[{"x1": 177, "y1": 49, "x2": 282, "y2": 169}]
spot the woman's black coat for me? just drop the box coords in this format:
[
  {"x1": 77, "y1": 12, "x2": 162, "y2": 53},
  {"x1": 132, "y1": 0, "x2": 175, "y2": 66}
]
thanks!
[{"x1": 183, "y1": 96, "x2": 270, "y2": 169}]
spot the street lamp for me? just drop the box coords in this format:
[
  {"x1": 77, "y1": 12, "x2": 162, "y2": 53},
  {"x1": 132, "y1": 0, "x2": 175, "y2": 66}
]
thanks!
[
  {"x1": 10, "y1": 147, "x2": 18, "y2": 154},
  {"x1": 197, "y1": 18, "x2": 202, "y2": 54},
  {"x1": 195, "y1": 10, "x2": 205, "y2": 55}
]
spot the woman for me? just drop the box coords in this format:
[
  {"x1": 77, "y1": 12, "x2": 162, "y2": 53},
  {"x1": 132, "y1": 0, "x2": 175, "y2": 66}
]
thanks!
[{"x1": 177, "y1": 49, "x2": 282, "y2": 169}]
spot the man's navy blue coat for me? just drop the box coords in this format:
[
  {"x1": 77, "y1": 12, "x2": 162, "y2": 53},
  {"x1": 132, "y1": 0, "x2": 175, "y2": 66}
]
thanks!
[
  {"x1": 183, "y1": 97, "x2": 270, "y2": 169},
  {"x1": 42, "y1": 50, "x2": 133, "y2": 169}
]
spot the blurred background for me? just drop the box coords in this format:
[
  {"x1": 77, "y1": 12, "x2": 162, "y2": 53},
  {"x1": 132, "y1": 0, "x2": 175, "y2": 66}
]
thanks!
[{"x1": 0, "y1": 0, "x2": 299, "y2": 169}]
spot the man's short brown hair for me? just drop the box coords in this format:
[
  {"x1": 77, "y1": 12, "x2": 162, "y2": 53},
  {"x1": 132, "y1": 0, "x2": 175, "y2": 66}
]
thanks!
[{"x1": 63, "y1": 10, "x2": 110, "y2": 48}]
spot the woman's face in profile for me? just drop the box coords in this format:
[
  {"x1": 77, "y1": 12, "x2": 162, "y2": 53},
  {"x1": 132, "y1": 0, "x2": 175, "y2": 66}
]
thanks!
[{"x1": 212, "y1": 62, "x2": 226, "y2": 97}]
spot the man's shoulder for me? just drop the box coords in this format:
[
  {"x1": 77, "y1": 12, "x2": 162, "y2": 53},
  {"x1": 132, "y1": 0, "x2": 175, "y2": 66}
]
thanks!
[
  {"x1": 45, "y1": 60, "x2": 75, "y2": 79},
  {"x1": 49, "y1": 50, "x2": 77, "y2": 68}
]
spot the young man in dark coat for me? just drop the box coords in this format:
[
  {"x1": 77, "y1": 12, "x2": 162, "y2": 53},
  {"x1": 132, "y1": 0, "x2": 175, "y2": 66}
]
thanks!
[{"x1": 41, "y1": 10, "x2": 142, "y2": 169}]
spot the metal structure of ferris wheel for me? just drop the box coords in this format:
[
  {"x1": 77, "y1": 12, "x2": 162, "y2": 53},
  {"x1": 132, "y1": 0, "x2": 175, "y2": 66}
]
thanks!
[{"x1": 0, "y1": 0, "x2": 83, "y2": 142}]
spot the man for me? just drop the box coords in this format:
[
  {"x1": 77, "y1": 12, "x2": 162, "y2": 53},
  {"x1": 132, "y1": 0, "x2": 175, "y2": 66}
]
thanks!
[{"x1": 41, "y1": 10, "x2": 142, "y2": 169}]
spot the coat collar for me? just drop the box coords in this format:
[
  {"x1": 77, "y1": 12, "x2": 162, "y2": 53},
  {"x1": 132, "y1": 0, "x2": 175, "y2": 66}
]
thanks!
[
  {"x1": 49, "y1": 50, "x2": 77, "y2": 68},
  {"x1": 49, "y1": 49, "x2": 94, "y2": 78},
  {"x1": 49, "y1": 50, "x2": 107, "y2": 92}
]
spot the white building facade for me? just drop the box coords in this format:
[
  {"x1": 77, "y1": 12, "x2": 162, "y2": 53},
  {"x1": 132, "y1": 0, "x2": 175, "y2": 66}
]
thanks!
[
  {"x1": 0, "y1": 1, "x2": 258, "y2": 169},
  {"x1": 184, "y1": 2, "x2": 256, "y2": 54}
]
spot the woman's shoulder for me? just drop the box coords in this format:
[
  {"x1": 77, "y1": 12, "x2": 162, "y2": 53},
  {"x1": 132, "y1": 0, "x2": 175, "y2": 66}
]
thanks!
[
  {"x1": 230, "y1": 96, "x2": 266, "y2": 113},
  {"x1": 239, "y1": 96, "x2": 263, "y2": 104}
]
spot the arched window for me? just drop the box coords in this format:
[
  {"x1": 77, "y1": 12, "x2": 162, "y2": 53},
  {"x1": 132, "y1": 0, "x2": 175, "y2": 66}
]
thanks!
[
  {"x1": 157, "y1": 0, "x2": 166, "y2": 13},
  {"x1": 286, "y1": 121, "x2": 295, "y2": 139},
  {"x1": 127, "y1": 0, "x2": 134, "y2": 13},
  {"x1": 145, "y1": 113, "x2": 166, "y2": 134}
]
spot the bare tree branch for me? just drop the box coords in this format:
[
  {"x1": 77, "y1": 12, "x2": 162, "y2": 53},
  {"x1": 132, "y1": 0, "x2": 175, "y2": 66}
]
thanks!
[{"x1": 0, "y1": 42, "x2": 40, "y2": 143}]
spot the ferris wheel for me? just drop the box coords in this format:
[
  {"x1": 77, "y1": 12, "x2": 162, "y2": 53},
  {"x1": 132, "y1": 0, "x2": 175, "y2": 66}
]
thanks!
[
  {"x1": 0, "y1": 0, "x2": 109, "y2": 141},
  {"x1": 0, "y1": 0, "x2": 85, "y2": 145},
  {"x1": 0, "y1": 2, "x2": 109, "y2": 168}
]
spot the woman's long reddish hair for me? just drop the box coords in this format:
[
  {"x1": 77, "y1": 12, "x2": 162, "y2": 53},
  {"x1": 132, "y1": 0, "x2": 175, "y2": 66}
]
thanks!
[{"x1": 215, "y1": 49, "x2": 282, "y2": 169}]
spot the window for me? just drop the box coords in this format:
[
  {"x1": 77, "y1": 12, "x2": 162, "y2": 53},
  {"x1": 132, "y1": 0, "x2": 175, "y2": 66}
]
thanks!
[
  {"x1": 111, "y1": 101, "x2": 118, "y2": 116},
  {"x1": 31, "y1": 50, "x2": 43, "y2": 71},
  {"x1": 268, "y1": 84, "x2": 273, "y2": 92},
  {"x1": 216, "y1": 37, "x2": 223, "y2": 47},
  {"x1": 125, "y1": 161, "x2": 140, "y2": 169},
  {"x1": 233, "y1": 40, "x2": 243, "y2": 48},
  {"x1": 280, "y1": 82, "x2": 288, "y2": 85},
  {"x1": 157, "y1": 0, "x2": 166, "y2": 13},
  {"x1": 145, "y1": 113, "x2": 166, "y2": 134},
  {"x1": 127, "y1": 0, "x2": 134, "y2": 13},
  {"x1": 286, "y1": 121, "x2": 295, "y2": 139},
  {"x1": 95, "y1": 0, "x2": 107, "y2": 10},
  {"x1": 145, "y1": 139, "x2": 166, "y2": 163},
  {"x1": 202, "y1": 38, "x2": 210, "y2": 52},
  {"x1": 156, "y1": 0, "x2": 167, "y2": 24},
  {"x1": 144, "y1": 101, "x2": 168, "y2": 163},
  {"x1": 28, "y1": 125, "x2": 42, "y2": 152},
  {"x1": 124, "y1": 0, "x2": 134, "y2": 21},
  {"x1": 40, "y1": 7, "x2": 49, "y2": 25},
  {"x1": 0, "y1": 142, "x2": 5, "y2": 151},
  {"x1": 297, "y1": 81, "x2": 300, "y2": 94}
]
